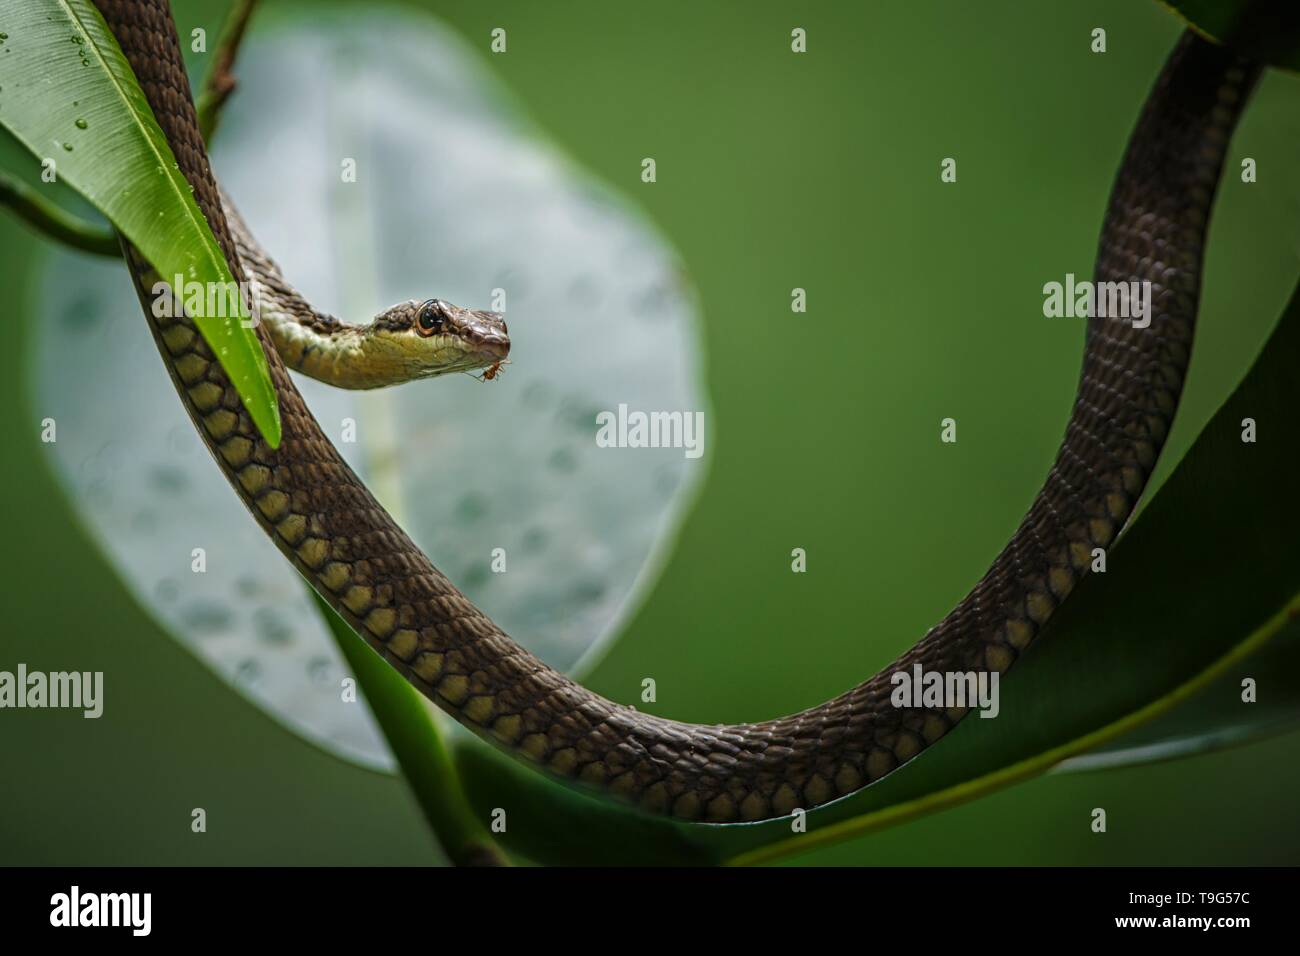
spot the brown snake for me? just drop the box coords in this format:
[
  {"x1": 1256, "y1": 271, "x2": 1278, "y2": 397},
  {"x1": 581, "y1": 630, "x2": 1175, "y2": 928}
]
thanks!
[{"x1": 93, "y1": 0, "x2": 1259, "y2": 823}]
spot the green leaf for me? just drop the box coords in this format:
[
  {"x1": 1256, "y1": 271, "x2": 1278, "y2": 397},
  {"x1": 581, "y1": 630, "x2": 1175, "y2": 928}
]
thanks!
[
  {"x1": 1057, "y1": 617, "x2": 1300, "y2": 772},
  {"x1": 1159, "y1": 0, "x2": 1300, "y2": 71},
  {"x1": 0, "y1": 0, "x2": 279, "y2": 445},
  {"x1": 455, "y1": 738, "x2": 717, "y2": 866},
  {"x1": 456, "y1": 272, "x2": 1300, "y2": 865}
]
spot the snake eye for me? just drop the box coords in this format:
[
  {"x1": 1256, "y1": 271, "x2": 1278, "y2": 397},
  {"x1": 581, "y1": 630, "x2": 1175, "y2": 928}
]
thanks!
[{"x1": 416, "y1": 300, "x2": 446, "y2": 337}]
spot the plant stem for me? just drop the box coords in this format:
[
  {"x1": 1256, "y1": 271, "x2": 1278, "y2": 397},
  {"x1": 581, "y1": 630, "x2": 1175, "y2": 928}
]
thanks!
[
  {"x1": 311, "y1": 591, "x2": 509, "y2": 867},
  {"x1": 0, "y1": 171, "x2": 119, "y2": 256},
  {"x1": 196, "y1": 0, "x2": 261, "y2": 144}
]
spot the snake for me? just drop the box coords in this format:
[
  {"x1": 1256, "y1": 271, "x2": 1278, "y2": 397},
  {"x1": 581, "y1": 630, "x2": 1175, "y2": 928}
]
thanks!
[
  {"x1": 91, "y1": 0, "x2": 1259, "y2": 824},
  {"x1": 222, "y1": 193, "x2": 511, "y2": 389}
]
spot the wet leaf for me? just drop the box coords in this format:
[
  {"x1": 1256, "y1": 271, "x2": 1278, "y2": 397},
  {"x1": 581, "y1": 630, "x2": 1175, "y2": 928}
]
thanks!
[{"x1": 0, "y1": 0, "x2": 279, "y2": 443}]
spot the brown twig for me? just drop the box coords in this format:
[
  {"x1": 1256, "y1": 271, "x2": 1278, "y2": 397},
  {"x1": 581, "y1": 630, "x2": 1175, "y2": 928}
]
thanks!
[{"x1": 195, "y1": 0, "x2": 261, "y2": 144}]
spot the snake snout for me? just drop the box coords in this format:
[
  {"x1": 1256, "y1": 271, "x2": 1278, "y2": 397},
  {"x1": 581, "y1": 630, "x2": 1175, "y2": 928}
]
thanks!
[
  {"x1": 477, "y1": 328, "x2": 510, "y2": 362},
  {"x1": 471, "y1": 311, "x2": 509, "y2": 362}
]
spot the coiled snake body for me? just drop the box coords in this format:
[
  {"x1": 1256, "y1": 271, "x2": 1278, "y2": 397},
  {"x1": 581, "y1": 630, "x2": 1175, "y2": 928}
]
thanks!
[{"x1": 93, "y1": 0, "x2": 1259, "y2": 823}]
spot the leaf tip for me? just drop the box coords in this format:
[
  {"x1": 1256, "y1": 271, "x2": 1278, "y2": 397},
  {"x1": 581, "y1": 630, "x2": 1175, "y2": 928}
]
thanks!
[{"x1": 257, "y1": 399, "x2": 282, "y2": 449}]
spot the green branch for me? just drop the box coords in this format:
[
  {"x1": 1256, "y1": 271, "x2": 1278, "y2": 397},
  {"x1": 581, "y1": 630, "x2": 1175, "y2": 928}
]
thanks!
[
  {"x1": 195, "y1": 0, "x2": 261, "y2": 144},
  {"x1": 0, "y1": 171, "x2": 119, "y2": 257},
  {"x1": 311, "y1": 591, "x2": 509, "y2": 867}
]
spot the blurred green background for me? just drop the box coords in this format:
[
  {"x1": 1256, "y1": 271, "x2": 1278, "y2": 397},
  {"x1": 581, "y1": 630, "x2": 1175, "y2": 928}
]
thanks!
[{"x1": 2, "y1": 0, "x2": 1298, "y2": 865}]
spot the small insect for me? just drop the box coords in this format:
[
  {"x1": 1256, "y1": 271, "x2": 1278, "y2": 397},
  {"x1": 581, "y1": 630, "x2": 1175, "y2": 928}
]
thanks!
[{"x1": 478, "y1": 360, "x2": 509, "y2": 382}]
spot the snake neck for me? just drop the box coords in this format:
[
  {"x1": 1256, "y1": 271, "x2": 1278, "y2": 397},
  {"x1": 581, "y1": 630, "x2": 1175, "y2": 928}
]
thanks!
[
  {"x1": 225, "y1": 197, "x2": 388, "y2": 389},
  {"x1": 253, "y1": 294, "x2": 388, "y2": 390}
]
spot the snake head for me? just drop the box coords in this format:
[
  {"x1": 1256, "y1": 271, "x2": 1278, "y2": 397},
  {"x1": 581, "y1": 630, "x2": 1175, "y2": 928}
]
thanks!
[{"x1": 369, "y1": 298, "x2": 510, "y2": 381}]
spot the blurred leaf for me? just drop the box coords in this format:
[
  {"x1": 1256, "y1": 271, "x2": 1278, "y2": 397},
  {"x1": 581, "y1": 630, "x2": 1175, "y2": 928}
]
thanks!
[
  {"x1": 1159, "y1": 0, "x2": 1300, "y2": 71},
  {"x1": 458, "y1": 272, "x2": 1300, "y2": 865},
  {"x1": 0, "y1": 0, "x2": 279, "y2": 444}
]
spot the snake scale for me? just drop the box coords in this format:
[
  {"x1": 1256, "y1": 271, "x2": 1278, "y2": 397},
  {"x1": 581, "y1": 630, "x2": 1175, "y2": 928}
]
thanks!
[{"x1": 92, "y1": 0, "x2": 1259, "y2": 823}]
